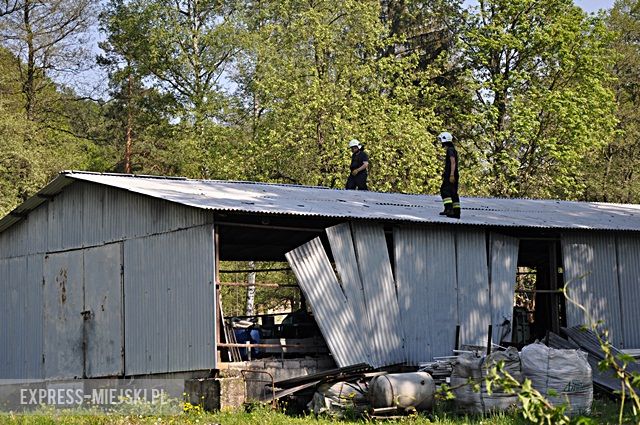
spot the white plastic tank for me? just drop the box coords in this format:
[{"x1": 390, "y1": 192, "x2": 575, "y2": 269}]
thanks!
[{"x1": 369, "y1": 372, "x2": 436, "y2": 411}]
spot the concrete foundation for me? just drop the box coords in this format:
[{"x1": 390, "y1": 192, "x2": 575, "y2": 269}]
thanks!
[{"x1": 185, "y1": 356, "x2": 335, "y2": 411}]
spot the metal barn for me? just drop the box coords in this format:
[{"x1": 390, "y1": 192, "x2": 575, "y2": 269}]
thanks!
[{"x1": 1, "y1": 171, "x2": 640, "y2": 379}]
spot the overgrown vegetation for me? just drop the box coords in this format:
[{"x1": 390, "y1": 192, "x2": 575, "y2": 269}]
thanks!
[
  {"x1": 0, "y1": 399, "x2": 635, "y2": 425},
  {"x1": 1, "y1": 0, "x2": 640, "y2": 217}
]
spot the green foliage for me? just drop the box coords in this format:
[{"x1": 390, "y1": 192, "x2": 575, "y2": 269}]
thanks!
[
  {"x1": 460, "y1": 0, "x2": 618, "y2": 199},
  {"x1": 234, "y1": 0, "x2": 443, "y2": 192},
  {"x1": 584, "y1": 0, "x2": 640, "y2": 203}
]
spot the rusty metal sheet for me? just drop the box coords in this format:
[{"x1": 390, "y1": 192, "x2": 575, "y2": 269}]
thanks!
[{"x1": 43, "y1": 250, "x2": 84, "y2": 379}]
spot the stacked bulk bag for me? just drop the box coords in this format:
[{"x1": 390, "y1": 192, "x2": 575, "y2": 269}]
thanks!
[
  {"x1": 520, "y1": 342, "x2": 592, "y2": 415},
  {"x1": 451, "y1": 347, "x2": 523, "y2": 414}
]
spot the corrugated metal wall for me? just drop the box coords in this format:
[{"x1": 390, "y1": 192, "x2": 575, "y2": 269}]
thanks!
[
  {"x1": 394, "y1": 226, "x2": 458, "y2": 362},
  {"x1": 615, "y1": 235, "x2": 640, "y2": 348},
  {"x1": 0, "y1": 181, "x2": 217, "y2": 379},
  {"x1": 458, "y1": 229, "x2": 491, "y2": 348},
  {"x1": 0, "y1": 181, "x2": 210, "y2": 258},
  {"x1": 124, "y1": 225, "x2": 216, "y2": 375},
  {"x1": 562, "y1": 232, "x2": 623, "y2": 346},
  {"x1": 489, "y1": 233, "x2": 519, "y2": 345},
  {"x1": 0, "y1": 256, "x2": 44, "y2": 379},
  {"x1": 286, "y1": 238, "x2": 369, "y2": 367}
]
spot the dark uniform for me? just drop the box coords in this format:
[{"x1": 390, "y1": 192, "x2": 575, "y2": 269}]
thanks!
[
  {"x1": 346, "y1": 149, "x2": 369, "y2": 190},
  {"x1": 440, "y1": 145, "x2": 460, "y2": 217}
]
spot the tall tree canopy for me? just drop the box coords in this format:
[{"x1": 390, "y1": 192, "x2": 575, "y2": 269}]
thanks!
[
  {"x1": 460, "y1": 0, "x2": 617, "y2": 199},
  {"x1": 234, "y1": 0, "x2": 445, "y2": 192}
]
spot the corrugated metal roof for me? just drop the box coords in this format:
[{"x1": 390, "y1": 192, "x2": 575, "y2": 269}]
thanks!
[{"x1": 2, "y1": 170, "x2": 640, "y2": 234}]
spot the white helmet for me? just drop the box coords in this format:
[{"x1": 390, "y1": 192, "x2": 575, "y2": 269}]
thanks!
[
  {"x1": 437, "y1": 132, "x2": 453, "y2": 144},
  {"x1": 348, "y1": 139, "x2": 361, "y2": 149}
]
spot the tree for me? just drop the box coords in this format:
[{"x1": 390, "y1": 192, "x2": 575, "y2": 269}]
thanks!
[
  {"x1": 460, "y1": 0, "x2": 617, "y2": 199},
  {"x1": 585, "y1": 0, "x2": 640, "y2": 203},
  {"x1": 0, "y1": 0, "x2": 96, "y2": 121},
  {"x1": 234, "y1": 0, "x2": 443, "y2": 193},
  {"x1": 100, "y1": 0, "x2": 242, "y2": 178}
]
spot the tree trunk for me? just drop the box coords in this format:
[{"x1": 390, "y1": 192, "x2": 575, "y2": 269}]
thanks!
[
  {"x1": 22, "y1": 0, "x2": 35, "y2": 121},
  {"x1": 124, "y1": 71, "x2": 133, "y2": 173},
  {"x1": 245, "y1": 261, "x2": 256, "y2": 316}
]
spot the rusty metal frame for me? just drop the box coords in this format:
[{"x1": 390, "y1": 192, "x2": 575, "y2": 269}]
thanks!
[{"x1": 240, "y1": 369, "x2": 276, "y2": 408}]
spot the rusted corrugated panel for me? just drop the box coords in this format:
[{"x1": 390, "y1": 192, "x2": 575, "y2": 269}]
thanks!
[
  {"x1": 325, "y1": 223, "x2": 371, "y2": 365},
  {"x1": 488, "y1": 233, "x2": 518, "y2": 345},
  {"x1": 393, "y1": 226, "x2": 457, "y2": 365},
  {"x1": 351, "y1": 223, "x2": 404, "y2": 366},
  {"x1": 456, "y1": 229, "x2": 490, "y2": 347},
  {"x1": 562, "y1": 232, "x2": 623, "y2": 346},
  {"x1": 124, "y1": 225, "x2": 216, "y2": 375},
  {"x1": 616, "y1": 235, "x2": 640, "y2": 348},
  {"x1": 286, "y1": 237, "x2": 369, "y2": 367},
  {"x1": 43, "y1": 250, "x2": 84, "y2": 379},
  {"x1": 84, "y1": 243, "x2": 123, "y2": 377}
]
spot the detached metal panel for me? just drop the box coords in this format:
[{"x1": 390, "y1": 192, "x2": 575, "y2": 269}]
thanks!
[
  {"x1": 562, "y1": 233, "x2": 623, "y2": 346},
  {"x1": 489, "y1": 233, "x2": 519, "y2": 345},
  {"x1": 395, "y1": 226, "x2": 459, "y2": 363},
  {"x1": 458, "y1": 230, "x2": 491, "y2": 347},
  {"x1": 44, "y1": 250, "x2": 84, "y2": 379},
  {"x1": 124, "y1": 225, "x2": 216, "y2": 375},
  {"x1": 84, "y1": 243, "x2": 123, "y2": 377},
  {"x1": 352, "y1": 223, "x2": 404, "y2": 366},
  {"x1": 325, "y1": 223, "x2": 371, "y2": 364},
  {"x1": 286, "y1": 238, "x2": 369, "y2": 367},
  {"x1": 616, "y1": 235, "x2": 640, "y2": 348}
]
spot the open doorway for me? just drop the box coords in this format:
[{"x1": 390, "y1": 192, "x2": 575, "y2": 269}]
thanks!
[{"x1": 511, "y1": 239, "x2": 566, "y2": 346}]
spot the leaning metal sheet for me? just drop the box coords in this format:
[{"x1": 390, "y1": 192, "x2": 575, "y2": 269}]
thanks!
[
  {"x1": 325, "y1": 223, "x2": 371, "y2": 365},
  {"x1": 286, "y1": 238, "x2": 369, "y2": 367},
  {"x1": 394, "y1": 226, "x2": 459, "y2": 361},
  {"x1": 562, "y1": 232, "x2": 623, "y2": 346},
  {"x1": 352, "y1": 223, "x2": 404, "y2": 366},
  {"x1": 457, "y1": 229, "x2": 491, "y2": 348},
  {"x1": 489, "y1": 233, "x2": 519, "y2": 345}
]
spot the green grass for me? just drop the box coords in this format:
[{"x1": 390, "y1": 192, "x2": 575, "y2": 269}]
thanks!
[{"x1": 0, "y1": 398, "x2": 636, "y2": 425}]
